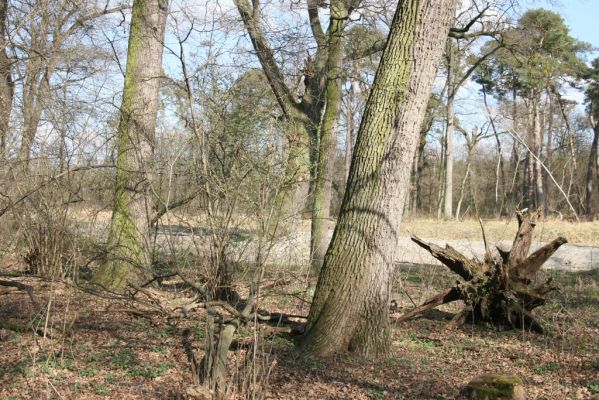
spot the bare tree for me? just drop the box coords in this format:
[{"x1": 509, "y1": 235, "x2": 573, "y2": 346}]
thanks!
[
  {"x1": 93, "y1": 0, "x2": 168, "y2": 290},
  {"x1": 8, "y1": 0, "x2": 128, "y2": 170},
  {"x1": 0, "y1": 0, "x2": 11, "y2": 159}
]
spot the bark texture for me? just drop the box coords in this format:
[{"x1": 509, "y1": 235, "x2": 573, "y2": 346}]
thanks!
[
  {"x1": 94, "y1": 0, "x2": 168, "y2": 291},
  {"x1": 0, "y1": 0, "x2": 11, "y2": 159},
  {"x1": 585, "y1": 121, "x2": 598, "y2": 219},
  {"x1": 443, "y1": 42, "x2": 454, "y2": 218},
  {"x1": 397, "y1": 209, "x2": 566, "y2": 333},
  {"x1": 301, "y1": 0, "x2": 458, "y2": 358},
  {"x1": 234, "y1": 0, "x2": 356, "y2": 268},
  {"x1": 310, "y1": 0, "x2": 347, "y2": 271}
]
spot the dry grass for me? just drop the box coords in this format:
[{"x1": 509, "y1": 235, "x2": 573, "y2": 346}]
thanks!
[
  {"x1": 67, "y1": 206, "x2": 599, "y2": 247},
  {"x1": 401, "y1": 217, "x2": 599, "y2": 246}
]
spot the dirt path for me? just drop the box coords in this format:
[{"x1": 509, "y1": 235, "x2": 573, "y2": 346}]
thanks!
[
  {"x1": 394, "y1": 238, "x2": 599, "y2": 272},
  {"x1": 155, "y1": 226, "x2": 599, "y2": 272}
]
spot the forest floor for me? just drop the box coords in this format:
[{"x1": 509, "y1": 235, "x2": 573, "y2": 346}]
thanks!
[{"x1": 0, "y1": 262, "x2": 598, "y2": 399}]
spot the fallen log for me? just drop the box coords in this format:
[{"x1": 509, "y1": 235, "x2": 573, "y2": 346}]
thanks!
[{"x1": 396, "y1": 209, "x2": 566, "y2": 333}]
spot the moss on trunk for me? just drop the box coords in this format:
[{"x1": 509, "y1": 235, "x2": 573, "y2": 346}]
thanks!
[
  {"x1": 301, "y1": 0, "x2": 458, "y2": 358},
  {"x1": 93, "y1": 0, "x2": 168, "y2": 291}
]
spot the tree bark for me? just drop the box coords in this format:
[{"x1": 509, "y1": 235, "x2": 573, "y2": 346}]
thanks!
[
  {"x1": 532, "y1": 92, "x2": 545, "y2": 211},
  {"x1": 411, "y1": 130, "x2": 426, "y2": 216},
  {"x1": 586, "y1": 121, "x2": 598, "y2": 219},
  {"x1": 443, "y1": 42, "x2": 454, "y2": 218},
  {"x1": 310, "y1": 0, "x2": 348, "y2": 272},
  {"x1": 301, "y1": 0, "x2": 458, "y2": 358},
  {"x1": 455, "y1": 136, "x2": 476, "y2": 220},
  {"x1": 0, "y1": 0, "x2": 12, "y2": 160},
  {"x1": 524, "y1": 98, "x2": 536, "y2": 210},
  {"x1": 345, "y1": 62, "x2": 357, "y2": 183},
  {"x1": 93, "y1": 0, "x2": 168, "y2": 291}
]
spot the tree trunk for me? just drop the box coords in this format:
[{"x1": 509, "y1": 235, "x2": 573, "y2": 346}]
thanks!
[
  {"x1": 310, "y1": 0, "x2": 347, "y2": 272},
  {"x1": 17, "y1": 69, "x2": 47, "y2": 170},
  {"x1": 345, "y1": 63, "x2": 357, "y2": 183},
  {"x1": 93, "y1": 0, "x2": 168, "y2": 291},
  {"x1": 524, "y1": 98, "x2": 536, "y2": 210},
  {"x1": 301, "y1": 0, "x2": 458, "y2": 358},
  {"x1": 455, "y1": 140, "x2": 475, "y2": 220},
  {"x1": 398, "y1": 210, "x2": 566, "y2": 333},
  {"x1": 586, "y1": 121, "x2": 598, "y2": 219},
  {"x1": 234, "y1": 0, "x2": 329, "y2": 218},
  {"x1": 411, "y1": 131, "x2": 426, "y2": 216},
  {"x1": 483, "y1": 88, "x2": 506, "y2": 217},
  {"x1": 0, "y1": 0, "x2": 12, "y2": 160},
  {"x1": 532, "y1": 93, "x2": 545, "y2": 212},
  {"x1": 509, "y1": 88, "x2": 521, "y2": 208},
  {"x1": 444, "y1": 43, "x2": 454, "y2": 218},
  {"x1": 545, "y1": 93, "x2": 553, "y2": 210}
]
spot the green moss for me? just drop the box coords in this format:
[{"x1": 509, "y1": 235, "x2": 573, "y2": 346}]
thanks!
[
  {"x1": 462, "y1": 374, "x2": 525, "y2": 400},
  {"x1": 92, "y1": 0, "x2": 155, "y2": 291}
]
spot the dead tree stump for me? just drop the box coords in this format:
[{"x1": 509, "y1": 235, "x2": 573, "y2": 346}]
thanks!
[{"x1": 397, "y1": 209, "x2": 567, "y2": 333}]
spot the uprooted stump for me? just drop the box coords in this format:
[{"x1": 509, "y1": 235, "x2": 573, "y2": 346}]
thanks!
[{"x1": 396, "y1": 209, "x2": 567, "y2": 333}]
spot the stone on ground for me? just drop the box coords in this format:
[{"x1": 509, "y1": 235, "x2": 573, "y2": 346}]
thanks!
[{"x1": 462, "y1": 374, "x2": 525, "y2": 400}]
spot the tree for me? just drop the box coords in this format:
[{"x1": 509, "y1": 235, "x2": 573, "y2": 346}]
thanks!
[
  {"x1": 300, "y1": 0, "x2": 458, "y2": 357},
  {"x1": 7, "y1": 0, "x2": 129, "y2": 170},
  {"x1": 0, "y1": 0, "x2": 11, "y2": 160},
  {"x1": 93, "y1": 0, "x2": 168, "y2": 290},
  {"x1": 442, "y1": 14, "x2": 503, "y2": 219},
  {"x1": 234, "y1": 0, "x2": 365, "y2": 272},
  {"x1": 310, "y1": 0, "x2": 353, "y2": 271},
  {"x1": 483, "y1": 9, "x2": 589, "y2": 214},
  {"x1": 585, "y1": 57, "x2": 599, "y2": 219}
]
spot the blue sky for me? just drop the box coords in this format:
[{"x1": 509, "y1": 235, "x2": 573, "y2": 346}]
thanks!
[{"x1": 525, "y1": 0, "x2": 599, "y2": 57}]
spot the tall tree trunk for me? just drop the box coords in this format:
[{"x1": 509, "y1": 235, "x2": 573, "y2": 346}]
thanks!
[
  {"x1": 532, "y1": 92, "x2": 545, "y2": 212},
  {"x1": 411, "y1": 131, "x2": 426, "y2": 216},
  {"x1": 18, "y1": 70, "x2": 47, "y2": 170},
  {"x1": 456, "y1": 136, "x2": 476, "y2": 221},
  {"x1": 443, "y1": 43, "x2": 454, "y2": 218},
  {"x1": 93, "y1": 0, "x2": 168, "y2": 291},
  {"x1": 509, "y1": 86, "x2": 521, "y2": 208},
  {"x1": 345, "y1": 63, "x2": 357, "y2": 183},
  {"x1": 0, "y1": 0, "x2": 12, "y2": 160},
  {"x1": 301, "y1": 0, "x2": 458, "y2": 358},
  {"x1": 525, "y1": 98, "x2": 535, "y2": 209},
  {"x1": 234, "y1": 0, "x2": 330, "y2": 218},
  {"x1": 310, "y1": 0, "x2": 347, "y2": 272},
  {"x1": 586, "y1": 120, "x2": 598, "y2": 219},
  {"x1": 544, "y1": 92, "x2": 553, "y2": 210}
]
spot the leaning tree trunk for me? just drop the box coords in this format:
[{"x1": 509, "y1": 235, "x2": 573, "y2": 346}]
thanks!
[
  {"x1": 300, "y1": 0, "x2": 458, "y2": 358},
  {"x1": 397, "y1": 209, "x2": 566, "y2": 333},
  {"x1": 93, "y1": 0, "x2": 168, "y2": 291}
]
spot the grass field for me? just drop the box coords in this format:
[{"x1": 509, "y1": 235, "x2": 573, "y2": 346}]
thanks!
[
  {"x1": 67, "y1": 207, "x2": 599, "y2": 246},
  {"x1": 401, "y1": 217, "x2": 599, "y2": 246}
]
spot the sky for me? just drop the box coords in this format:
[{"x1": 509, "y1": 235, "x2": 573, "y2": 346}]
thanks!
[{"x1": 525, "y1": 0, "x2": 599, "y2": 55}]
